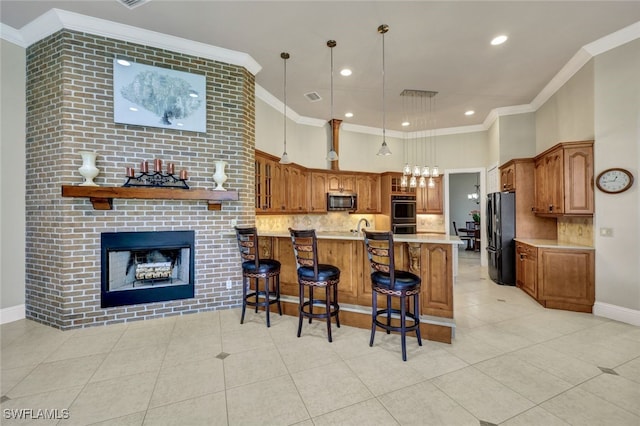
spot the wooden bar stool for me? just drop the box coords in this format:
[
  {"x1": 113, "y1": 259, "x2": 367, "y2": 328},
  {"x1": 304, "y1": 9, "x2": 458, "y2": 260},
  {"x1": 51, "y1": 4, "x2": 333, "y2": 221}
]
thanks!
[
  {"x1": 288, "y1": 228, "x2": 340, "y2": 342},
  {"x1": 363, "y1": 230, "x2": 422, "y2": 361},
  {"x1": 234, "y1": 226, "x2": 282, "y2": 327}
]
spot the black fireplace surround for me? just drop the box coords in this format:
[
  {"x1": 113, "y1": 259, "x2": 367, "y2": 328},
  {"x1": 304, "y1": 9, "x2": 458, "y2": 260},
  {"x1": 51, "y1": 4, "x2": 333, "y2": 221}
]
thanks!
[{"x1": 101, "y1": 231, "x2": 195, "y2": 308}]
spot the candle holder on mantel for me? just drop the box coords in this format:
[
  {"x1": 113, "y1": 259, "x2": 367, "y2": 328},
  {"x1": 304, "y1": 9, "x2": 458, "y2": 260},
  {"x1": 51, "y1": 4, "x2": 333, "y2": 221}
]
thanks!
[{"x1": 123, "y1": 160, "x2": 189, "y2": 189}]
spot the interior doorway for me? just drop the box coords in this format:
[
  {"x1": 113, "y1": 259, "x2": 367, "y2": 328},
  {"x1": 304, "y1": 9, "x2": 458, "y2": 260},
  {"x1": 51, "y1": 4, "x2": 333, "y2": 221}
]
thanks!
[{"x1": 444, "y1": 168, "x2": 486, "y2": 267}]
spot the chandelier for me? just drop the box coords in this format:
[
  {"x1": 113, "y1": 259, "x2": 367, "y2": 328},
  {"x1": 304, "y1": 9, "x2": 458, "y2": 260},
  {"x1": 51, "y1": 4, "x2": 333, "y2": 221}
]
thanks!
[
  {"x1": 327, "y1": 40, "x2": 339, "y2": 161},
  {"x1": 376, "y1": 24, "x2": 392, "y2": 156},
  {"x1": 400, "y1": 90, "x2": 439, "y2": 188},
  {"x1": 279, "y1": 52, "x2": 291, "y2": 164}
]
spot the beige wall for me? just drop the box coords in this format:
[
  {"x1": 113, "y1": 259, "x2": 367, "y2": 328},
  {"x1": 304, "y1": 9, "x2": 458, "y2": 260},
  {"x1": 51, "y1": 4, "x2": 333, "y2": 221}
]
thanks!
[
  {"x1": 593, "y1": 39, "x2": 640, "y2": 314},
  {"x1": 499, "y1": 113, "x2": 536, "y2": 164},
  {"x1": 535, "y1": 60, "x2": 595, "y2": 151},
  {"x1": 0, "y1": 40, "x2": 26, "y2": 312}
]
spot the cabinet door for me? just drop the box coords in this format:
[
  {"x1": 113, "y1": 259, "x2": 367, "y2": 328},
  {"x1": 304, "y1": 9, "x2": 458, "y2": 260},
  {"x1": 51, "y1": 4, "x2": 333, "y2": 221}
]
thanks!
[
  {"x1": 420, "y1": 243, "x2": 453, "y2": 318},
  {"x1": 564, "y1": 146, "x2": 593, "y2": 214},
  {"x1": 328, "y1": 173, "x2": 355, "y2": 193},
  {"x1": 281, "y1": 165, "x2": 308, "y2": 213},
  {"x1": 516, "y1": 243, "x2": 537, "y2": 298},
  {"x1": 255, "y1": 155, "x2": 275, "y2": 213},
  {"x1": 500, "y1": 164, "x2": 515, "y2": 191},
  {"x1": 416, "y1": 177, "x2": 443, "y2": 214},
  {"x1": 355, "y1": 174, "x2": 380, "y2": 213},
  {"x1": 535, "y1": 149, "x2": 564, "y2": 215},
  {"x1": 318, "y1": 240, "x2": 359, "y2": 305},
  {"x1": 538, "y1": 248, "x2": 594, "y2": 310},
  {"x1": 309, "y1": 172, "x2": 328, "y2": 213}
]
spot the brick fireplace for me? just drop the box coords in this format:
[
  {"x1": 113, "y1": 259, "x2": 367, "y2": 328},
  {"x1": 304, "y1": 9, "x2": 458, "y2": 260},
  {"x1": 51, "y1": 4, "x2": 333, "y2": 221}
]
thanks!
[{"x1": 25, "y1": 30, "x2": 255, "y2": 329}]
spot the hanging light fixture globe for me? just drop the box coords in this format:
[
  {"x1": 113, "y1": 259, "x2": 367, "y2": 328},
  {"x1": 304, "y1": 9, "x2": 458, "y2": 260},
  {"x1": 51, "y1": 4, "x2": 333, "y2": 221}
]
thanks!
[
  {"x1": 327, "y1": 40, "x2": 339, "y2": 162},
  {"x1": 279, "y1": 52, "x2": 291, "y2": 164}
]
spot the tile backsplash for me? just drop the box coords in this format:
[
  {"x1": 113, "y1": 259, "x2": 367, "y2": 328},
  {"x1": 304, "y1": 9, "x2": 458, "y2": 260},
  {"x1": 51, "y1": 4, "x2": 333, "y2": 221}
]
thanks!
[
  {"x1": 256, "y1": 213, "x2": 377, "y2": 233},
  {"x1": 558, "y1": 216, "x2": 594, "y2": 246}
]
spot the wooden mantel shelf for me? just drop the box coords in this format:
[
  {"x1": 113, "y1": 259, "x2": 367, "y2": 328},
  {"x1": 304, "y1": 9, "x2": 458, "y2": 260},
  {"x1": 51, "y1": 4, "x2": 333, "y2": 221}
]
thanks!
[{"x1": 61, "y1": 185, "x2": 239, "y2": 211}]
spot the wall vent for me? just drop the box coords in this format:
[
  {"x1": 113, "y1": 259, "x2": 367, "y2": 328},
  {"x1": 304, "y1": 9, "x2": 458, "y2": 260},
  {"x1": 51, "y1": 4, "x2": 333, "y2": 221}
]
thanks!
[
  {"x1": 304, "y1": 91, "x2": 322, "y2": 102},
  {"x1": 117, "y1": 0, "x2": 151, "y2": 10}
]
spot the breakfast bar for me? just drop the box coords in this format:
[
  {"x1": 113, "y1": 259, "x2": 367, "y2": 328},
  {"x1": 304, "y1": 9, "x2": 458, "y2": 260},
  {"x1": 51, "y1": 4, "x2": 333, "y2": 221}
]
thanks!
[{"x1": 256, "y1": 231, "x2": 462, "y2": 343}]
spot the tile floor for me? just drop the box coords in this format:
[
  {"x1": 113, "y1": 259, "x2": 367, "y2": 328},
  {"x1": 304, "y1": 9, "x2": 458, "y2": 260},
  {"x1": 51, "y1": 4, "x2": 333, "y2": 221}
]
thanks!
[{"x1": 1, "y1": 249, "x2": 639, "y2": 425}]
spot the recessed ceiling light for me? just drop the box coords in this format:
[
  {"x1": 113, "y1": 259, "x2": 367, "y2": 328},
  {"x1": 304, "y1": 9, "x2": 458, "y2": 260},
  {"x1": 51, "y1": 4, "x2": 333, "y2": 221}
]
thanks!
[
  {"x1": 401, "y1": 121, "x2": 410, "y2": 127},
  {"x1": 117, "y1": 59, "x2": 131, "y2": 66},
  {"x1": 340, "y1": 68, "x2": 352, "y2": 76},
  {"x1": 129, "y1": 107, "x2": 138, "y2": 112},
  {"x1": 465, "y1": 110, "x2": 475, "y2": 116},
  {"x1": 344, "y1": 112, "x2": 353, "y2": 118},
  {"x1": 491, "y1": 35, "x2": 508, "y2": 46}
]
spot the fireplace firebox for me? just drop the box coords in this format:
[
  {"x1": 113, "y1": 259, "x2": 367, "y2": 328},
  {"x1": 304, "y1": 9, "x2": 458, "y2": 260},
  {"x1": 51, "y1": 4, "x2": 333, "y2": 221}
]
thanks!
[{"x1": 101, "y1": 231, "x2": 195, "y2": 308}]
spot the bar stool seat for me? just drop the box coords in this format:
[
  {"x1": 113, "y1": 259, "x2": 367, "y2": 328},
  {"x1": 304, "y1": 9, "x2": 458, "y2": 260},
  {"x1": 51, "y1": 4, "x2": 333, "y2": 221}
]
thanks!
[
  {"x1": 234, "y1": 226, "x2": 282, "y2": 327},
  {"x1": 289, "y1": 228, "x2": 340, "y2": 342}
]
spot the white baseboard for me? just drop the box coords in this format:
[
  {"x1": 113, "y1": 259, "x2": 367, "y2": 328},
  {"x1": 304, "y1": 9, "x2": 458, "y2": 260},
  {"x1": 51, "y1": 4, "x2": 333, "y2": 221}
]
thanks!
[
  {"x1": 593, "y1": 302, "x2": 640, "y2": 326},
  {"x1": 0, "y1": 304, "x2": 25, "y2": 324}
]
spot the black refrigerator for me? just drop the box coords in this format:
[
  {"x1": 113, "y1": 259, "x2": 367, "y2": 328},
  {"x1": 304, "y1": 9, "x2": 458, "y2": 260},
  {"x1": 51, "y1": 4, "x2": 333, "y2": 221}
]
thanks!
[{"x1": 486, "y1": 191, "x2": 516, "y2": 285}]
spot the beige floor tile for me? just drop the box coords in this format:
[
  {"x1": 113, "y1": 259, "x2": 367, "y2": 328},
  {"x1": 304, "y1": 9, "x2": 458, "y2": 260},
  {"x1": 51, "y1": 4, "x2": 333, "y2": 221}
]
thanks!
[
  {"x1": 220, "y1": 322, "x2": 276, "y2": 354},
  {"x1": 346, "y1": 350, "x2": 426, "y2": 396},
  {"x1": 464, "y1": 323, "x2": 534, "y2": 352},
  {"x1": 368, "y1": 327, "x2": 424, "y2": 361},
  {"x1": 162, "y1": 332, "x2": 222, "y2": 368},
  {"x1": 89, "y1": 411, "x2": 145, "y2": 426},
  {"x1": 1, "y1": 334, "x2": 69, "y2": 370},
  {"x1": 45, "y1": 330, "x2": 123, "y2": 362},
  {"x1": 170, "y1": 311, "x2": 221, "y2": 338},
  {"x1": 90, "y1": 343, "x2": 167, "y2": 383},
  {"x1": 112, "y1": 323, "x2": 175, "y2": 352},
  {"x1": 579, "y1": 373, "x2": 640, "y2": 416},
  {"x1": 441, "y1": 330, "x2": 505, "y2": 364},
  {"x1": 542, "y1": 333, "x2": 638, "y2": 368},
  {"x1": 513, "y1": 343, "x2": 601, "y2": 385},
  {"x1": 493, "y1": 313, "x2": 567, "y2": 343},
  {"x1": 407, "y1": 346, "x2": 469, "y2": 379},
  {"x1": 224, "y1": 346, "x2": 288, "y2": 388},
  {"x1": 292, "y1": 360, "x2": 373, "y2": 417},
  {"x1": 328, "y1": 325, "x2": 386, "y2": 361},
  {"x1": 500, "y1": 406, "x2": 570, "y2": 426},
  {"x1": 475, "y1": 353, "x2": 573, "y2": 403},
  {"x1": 616, "y1": 356, "x2": 640, "y2": 383},
  {"x1": 431, "y1": 366, "x2": 535, "y2": 424},
  {"x1": 312, "y1": 397, "x2": 400, "y2": 425},
  {"x1": 540, "y1": 387, "x2": 640, "y2": 425},
  {"x1": 143, "y1": 391, "x2": 227, "y2": 426},
  {"x1": 0, "y1": 385, "x2": 81, "y2": 425},
  {"x1": 8, "y1": 354, "x2": 105, "y2": 398},
  {"x1": 66, "y1": 372, "x2": 157, "y2": 426},
  {"x1": 1, "y1": 366, "x2": 33, "y2": 395},
  {"x1": 379, "y1": 380, "x2": 478, "y2": 425},
  {"x1": 276, "y1": 333, "x2": 344, "y2": 373},
  {"x1": 149, "y1": 356, "x2": 224, "y2": 408},
  {"x1": 226, "y1": 375, "x2": 309, "y2": 425}
]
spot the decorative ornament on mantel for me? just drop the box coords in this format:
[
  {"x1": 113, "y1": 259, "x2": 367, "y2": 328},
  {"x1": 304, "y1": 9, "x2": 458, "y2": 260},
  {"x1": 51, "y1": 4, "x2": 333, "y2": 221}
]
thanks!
[
  {"x1": 78, "y1": 150, "x2": 100, "y2": 186},
  {"x1": 213, "y1": 160, "x2": 228, "y2": 191}
]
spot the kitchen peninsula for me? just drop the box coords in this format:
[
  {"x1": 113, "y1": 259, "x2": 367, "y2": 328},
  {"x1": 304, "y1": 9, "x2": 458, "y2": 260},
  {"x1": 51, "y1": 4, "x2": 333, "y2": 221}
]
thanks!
[{"x1": 256, "y1": 230, "x2": 463, "y2": 343}]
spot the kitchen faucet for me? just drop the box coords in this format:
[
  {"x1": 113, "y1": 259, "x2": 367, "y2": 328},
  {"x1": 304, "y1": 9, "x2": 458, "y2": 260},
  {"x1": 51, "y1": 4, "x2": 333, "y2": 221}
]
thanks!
[{"x1": 356, "y1": 218, "x2": 371, "y2": 234}]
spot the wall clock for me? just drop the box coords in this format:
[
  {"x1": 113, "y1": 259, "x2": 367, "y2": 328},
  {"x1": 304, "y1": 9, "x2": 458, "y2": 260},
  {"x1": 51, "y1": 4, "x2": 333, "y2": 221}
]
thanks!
[{"x1": 596, "y1": 168, "x2": 634, "y2": 193}]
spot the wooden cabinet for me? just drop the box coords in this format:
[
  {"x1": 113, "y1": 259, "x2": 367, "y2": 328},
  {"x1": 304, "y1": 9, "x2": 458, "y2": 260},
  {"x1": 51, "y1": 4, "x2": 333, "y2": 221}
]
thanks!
[
  {"x1": 327, "y1": 173, "x2": 355, "y2": 193},
  {"x1": 280, "y1": 165, "x2": 308, "y2": 213},
  {"x1": 516, "y1": 242, "x2": 537, "y2": 298},
  {"x1": 255, "y1": 154, "x2": 278, "y2": 213},
  {"x1": 533, "y1": 141, "x2": 593, "y2": 216},
  {"x1": 309, "y1": 172, "x2": 328, "y2": 213},
  {"x1": 416, "y1": 176, "x2": 443, "y2": 214},
  {"x1": 515, "y1": 241, "x2": 594, "y2": 313},
  {"x1": 538, "y1": 248, "x2": 594, "y2": 312},
  {"x1": 355, "y1": 174, "x2": 380, "y2": 213},
  {"x1": 500, "y1": 162, "x2": 516, "y2": 191}
]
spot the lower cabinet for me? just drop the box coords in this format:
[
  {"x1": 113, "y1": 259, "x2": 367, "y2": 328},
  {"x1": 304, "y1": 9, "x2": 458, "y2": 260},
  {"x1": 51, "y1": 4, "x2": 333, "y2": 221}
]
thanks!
[{"x1": 516, "y1": 242, "x2": 594, "y2": 313}]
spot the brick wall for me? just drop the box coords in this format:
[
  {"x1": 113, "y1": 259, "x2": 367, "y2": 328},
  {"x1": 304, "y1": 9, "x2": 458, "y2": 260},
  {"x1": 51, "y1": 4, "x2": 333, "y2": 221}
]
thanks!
[{"x1": 25, "y1": 30, "x2": 255, "y2": 329}]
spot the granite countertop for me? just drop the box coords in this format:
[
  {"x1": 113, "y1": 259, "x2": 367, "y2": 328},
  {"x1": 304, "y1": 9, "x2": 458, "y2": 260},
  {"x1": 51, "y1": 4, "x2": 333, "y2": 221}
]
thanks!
[
  {"x1": 514, "y1": 238, "x2": 595, "y2": 250},
  {"x1": 258, "y1": 230, "x2": 464, "y2": 245}
]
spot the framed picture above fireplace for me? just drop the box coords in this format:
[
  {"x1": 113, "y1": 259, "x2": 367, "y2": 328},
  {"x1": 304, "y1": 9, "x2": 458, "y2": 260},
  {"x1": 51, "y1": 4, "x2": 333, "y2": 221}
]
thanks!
[{"x1": 113, "y1": 58, "x2": 207, "y2": 132}]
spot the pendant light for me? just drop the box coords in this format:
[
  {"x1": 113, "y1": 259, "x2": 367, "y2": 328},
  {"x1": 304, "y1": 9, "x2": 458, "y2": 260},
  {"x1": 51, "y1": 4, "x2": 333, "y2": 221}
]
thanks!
[
  {"x1": 376, "y1": 24, "x2": 392, "y2": 156},
  {"x1": 327, "y1": 40, "x2": 339, "y2": 162},
  {"x1": 279, "y1": 52, "x2": 292, "y2": 165}
]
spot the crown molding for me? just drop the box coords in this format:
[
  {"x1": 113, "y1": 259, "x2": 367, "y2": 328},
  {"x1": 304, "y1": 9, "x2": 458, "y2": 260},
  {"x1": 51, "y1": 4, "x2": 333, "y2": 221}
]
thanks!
[
  {"x1": 16, "y1": 9, "x2": 261, "y2": 75},
  {"x1": 0, "y1": 23, "x2": 26, "y2": 47},
  {"x1": 583, "y1": 20, "x2": 640, "y2": 57}
]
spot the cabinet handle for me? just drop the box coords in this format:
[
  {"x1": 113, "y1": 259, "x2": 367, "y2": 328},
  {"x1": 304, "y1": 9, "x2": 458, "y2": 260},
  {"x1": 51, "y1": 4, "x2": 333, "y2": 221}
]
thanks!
[{"x1": 548, "y1": 205, "x2": 553, "y2": 212}]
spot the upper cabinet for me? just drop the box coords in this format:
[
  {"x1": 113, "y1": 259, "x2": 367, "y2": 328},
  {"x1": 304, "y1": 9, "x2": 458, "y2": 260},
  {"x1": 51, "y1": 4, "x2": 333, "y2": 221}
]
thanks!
[
  {"x1": 280, "y1": 164, "x2": 308, "y2": 213},
  {"x1": 500, "y1": 162, "x2": 516, "y2": 191},
  {"x1": 309, "y1": 172, "x2": 328, "y2": 213},
  {"x1": 416, "y1": 176, "x2": 443, "y2": 214},
  {"x1": 533, "y1": 141, "x2": 593, "y2": 216},
  {"x1": 327, "y1": 173, "x2": 356, "y2": 193},
  {"x1": 355, "y1": 174, "x2": 381, "y2": 213},
  {"x1": 255, "y1": 154, "x2": 278, "y2": 213}
]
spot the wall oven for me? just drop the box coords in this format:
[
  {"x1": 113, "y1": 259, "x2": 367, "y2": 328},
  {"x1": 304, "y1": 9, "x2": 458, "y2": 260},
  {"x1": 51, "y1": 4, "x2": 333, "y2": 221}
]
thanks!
[{"x1": 391, "y1": 195, "x2": 417, "y2": 234}]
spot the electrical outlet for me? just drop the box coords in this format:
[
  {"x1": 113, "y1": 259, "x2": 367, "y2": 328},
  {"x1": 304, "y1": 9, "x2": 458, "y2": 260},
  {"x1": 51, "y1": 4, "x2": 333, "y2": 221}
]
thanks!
[
  {"x1": 226, "y1": 280, "x2": 232, "y2": 289},
  {"x1": 600, "y1": 227, "x2": 613, "y2": 237},
  {"x1": 230, "y1": 219, "x2": 237, "y2": 227}
]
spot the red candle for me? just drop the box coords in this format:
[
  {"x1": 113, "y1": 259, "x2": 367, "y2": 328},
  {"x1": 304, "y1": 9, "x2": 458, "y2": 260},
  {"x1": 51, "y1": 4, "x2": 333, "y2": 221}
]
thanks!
[
  {"x1": 168, "y1": 163, "x2": 175, "y2": 175},
  {"x1": 140, "y1": 161, "x2": 148, "y2": 173},
  {"x1": 154, "y1": 159, "x2": 162, "y2": 172},
  {"x1": 126, "y1": 167, "x2": 134, "y2": 177},
  {"x1": 179, "y1": 170, "x2": 188, "y2": 180}
]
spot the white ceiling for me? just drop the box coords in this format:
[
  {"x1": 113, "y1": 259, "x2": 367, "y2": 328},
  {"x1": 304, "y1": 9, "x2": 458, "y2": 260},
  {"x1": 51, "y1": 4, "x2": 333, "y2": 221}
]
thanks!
[{"x1": 1, "y1": 1, "x2": 640, "y2": 133}]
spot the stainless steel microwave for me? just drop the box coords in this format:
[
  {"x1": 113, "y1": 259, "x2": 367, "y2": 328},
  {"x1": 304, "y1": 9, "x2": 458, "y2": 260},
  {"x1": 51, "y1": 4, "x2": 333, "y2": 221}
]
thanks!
[{"x1": 327, "y1": 192, "x2": 357, "y2": 211}]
